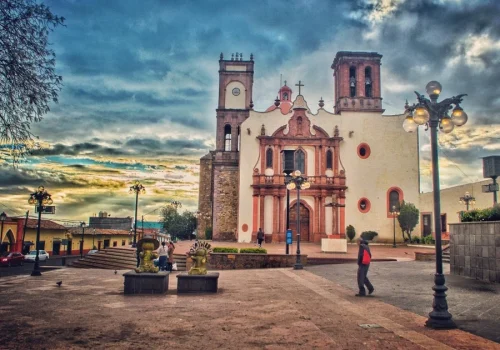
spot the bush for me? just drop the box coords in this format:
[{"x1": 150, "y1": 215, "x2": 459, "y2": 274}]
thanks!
[
  {"x1": 422, "y1": 235, "x2": 435, "y2": 245},
  {"x1": 360, "y1": 231, "x2": 378, "y2": 241},
  {"x1": 411, "y1": 237, "x2": 421, "y2": 244},
  {"x1": 239, "y1": 248, "x2": 267, "y2": 254},
  {"x1": 461, "y1": 204, "x2": 500, "y2": 222},
  {"x1": 346, "y1": 225, "x2": 356, "y2": 242},
  {"x1": 205, "y1": 227, "x2": 213, "y2": 240},
  {"x1": 212, "y1": 247, "x2": 238, "y2": 253}
]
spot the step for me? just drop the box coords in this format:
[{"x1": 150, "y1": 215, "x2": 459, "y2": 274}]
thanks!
[{"x1": 72, "y1": 259, "x2": 134, "y2": 270}]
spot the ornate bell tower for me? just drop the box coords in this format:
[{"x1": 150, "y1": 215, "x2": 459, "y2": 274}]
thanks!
[{"x1": 331, "y1": 51, "x2": 384, "y2": 114}]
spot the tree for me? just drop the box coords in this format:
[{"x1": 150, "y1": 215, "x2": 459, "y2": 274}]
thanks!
[
  {"x1": 397, "y1": 201, "x2": 419, "y2": 242},
  {"x1": 346, "y1": 225, "x2": 355, "y2": 242},
  {"x1": 160, "y1": 205, "x2": 197, "y2": 240},
  {"x1": 0, "y1": 0, "x2": 64, "y2": 164}
]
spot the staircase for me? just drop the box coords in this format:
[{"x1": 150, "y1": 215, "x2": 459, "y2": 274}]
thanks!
[
  {"x1": 71, "y1": 247, "x2": 187, "y2": 271},
  {"x1": 443, "y1": 244, "x2": 450, "y2": 263}
]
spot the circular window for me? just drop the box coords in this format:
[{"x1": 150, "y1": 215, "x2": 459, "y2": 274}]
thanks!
[
  {"x1": 357, "y1": 143, "x2": 371, "y2": 159},
  {"x1": 242, "y1": 224, "x2": 248, "y2": 232},
  {"x1": 232, "y1": 87, "x2": 241, "y2": 96},
  {"x1": 358, "y1": 198, "x2": 371, "y2": 213}
]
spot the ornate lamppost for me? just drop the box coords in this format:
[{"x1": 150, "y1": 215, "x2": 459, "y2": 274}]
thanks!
[
  {"x1": 129, "y1": 181, "x2": 146, "y2": 248},
  {"x1": 459, "y1": 192, "x2": 475, "y2": 211},
  {"x1": 80, "y1": 222, "x2": 86, "y2": 258},
  {"x1": 286, "y1": 170, "x2": 310, "y2": 270},
  {"x1": 390, "y1": 205, "x2": 400, "y2": 248},
  {"x1": 403, "y1": 81, "x2": 468, "y2": 329},
  {"x1": 28, "y1": 186, "x2": 53, "y2": 276}
]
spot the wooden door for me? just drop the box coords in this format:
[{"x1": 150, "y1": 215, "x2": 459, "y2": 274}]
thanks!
[
  {"x1": 289, "y1": 202, "x2": 310, "y2": 242},
  {"x1": 423, "y1": 214, "x2": 432, "y2": 237}
]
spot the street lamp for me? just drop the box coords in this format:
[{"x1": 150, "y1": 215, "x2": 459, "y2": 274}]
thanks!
[
  {"x1": 459, "y1": 192, "x2": 475, "y2": 211},
  {"x1": 390, "y1": 205, "x2": 400, "y2": 248},
  {"x1": 80, "y1": 222, "x2": 86, "y2": 258},
  {"x1": 129, "y1": 181, "x2": 146, "y2": 248},
  {"x1": 283, "y1": 171, "x2": 293, "y2": 255},
  {"x1": 286, "y1": 170, "x2": 310, "y2": 270},
  {"x1": 403, "y1": 81, "x2": 467, "y2": 329},
  {"x1": 0, "y1": 212, "x2": 6, "y2": 253},
  {"x1": 92, "y1": 228, "x2": 96, "y2": 250},
  {"x1": 28, "y1": 186, "x2": 53, "y2": 276}
]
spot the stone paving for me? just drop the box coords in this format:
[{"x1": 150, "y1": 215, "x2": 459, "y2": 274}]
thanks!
[
  {"x1": 307, "y1": 261, "x2": 500, "y2": 344},
  {"x1": 1, "y1": 266, "x2": 499, "y2": 349}
]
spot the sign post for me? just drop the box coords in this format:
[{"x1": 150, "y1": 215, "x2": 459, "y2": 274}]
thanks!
[{"x1": 286, "y1": 229, "x2": 293, "y2": 255}]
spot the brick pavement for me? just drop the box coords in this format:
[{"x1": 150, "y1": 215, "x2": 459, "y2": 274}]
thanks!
[{"x1": 0, "y1": 267, "x2": 498, "y2": 349}]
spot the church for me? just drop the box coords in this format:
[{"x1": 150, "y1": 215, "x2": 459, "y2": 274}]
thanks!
[{"x1": 198, "y1": 51, "x2": 420, "y2": 250}]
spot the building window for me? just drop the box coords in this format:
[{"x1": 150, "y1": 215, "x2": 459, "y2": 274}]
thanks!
[
  {"x1": 389, "y1": 190, "x2": 400, "y2": 210},
  {"x1": 37, "y1": 241, "x2": 46, "y2": 250},
  {"x1": 237, "y1": 126, "x2": 241, "y2": 151},
  {"x1": 266, "y1": 148, "x2": 273, "y2": 168},
  {"x1": 224, "y1": 124, "x2": 231, "y2": 151},
  {"x1": 122, "y1": 240, "x2": 125, "y2": 246},
  {"x1": 326, "y1": 149, "x2": 333, "y2": 169},
  {"x1": 441, "y1": 214, "x2": 447, "y2": 233},
  {"x1": 387, "y1": 187, "x2": 404, "y2": 217},
  {"x1": 358, "y1": 198, "x2": 371, "y2": 213},
  {"x1": 365, "y1": 67, "x2": 372, "y2": 97},
  {"x1": 113, "y1": 241, "x2": 117, "y2": 247},
  {"x1": 357, "y1": 143, "x2": 371, "y2": 159},
  {"x1": 295, "y1": 149, "x2": 305, "y2": 174},
  {"x1": 283, "y1": 92, "x2": 288, "y2": 100},
  {"x1": 282, "y1": 150, "x2": 294, "y2": 173},
  {"x1": 349, "y1": 66, "x2": 356, "y2": 97}
]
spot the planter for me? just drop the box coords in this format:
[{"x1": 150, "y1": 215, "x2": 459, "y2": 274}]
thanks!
[{"x1": 208, "y1": 253, "x2": 308, "y2": 270}]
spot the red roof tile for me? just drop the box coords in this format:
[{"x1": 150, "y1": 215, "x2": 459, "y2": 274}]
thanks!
[{"x1": 25, "y1": 219, "x2": 67, "y2": 230}]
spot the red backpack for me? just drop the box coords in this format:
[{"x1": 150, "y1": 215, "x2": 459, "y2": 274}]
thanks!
[{"x1": 362, "y1": 249, "x2": 371, "y2": 265}]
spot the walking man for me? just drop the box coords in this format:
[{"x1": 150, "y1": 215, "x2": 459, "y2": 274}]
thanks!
[
  {"x1": 356, "y1": 238, "x2": 374, "y2": 297},
  {"x1": 257, "y1": 228, "x2": 264, "y2": 248},
  {"x1": 157, "y1": 241, "x2": 168, "y2": 271}
]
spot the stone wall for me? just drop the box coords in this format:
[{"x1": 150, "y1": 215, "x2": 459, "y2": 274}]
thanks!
[
  {"x1": 208, "y1": 253, "x2": 308, "y2": 269},
  {"x1": 212, "y1": 165, "x2": 239, "y2": 241},
  {"x1": 197, "y1": 153, "x2": 214, "y2": 239},
  {"x1": 449, "y1": 222, "x2": 500, "y2": 283}
]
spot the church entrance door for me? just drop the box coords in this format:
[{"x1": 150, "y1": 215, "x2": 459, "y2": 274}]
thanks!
[{"x1": 289, "y1": 202, "x2": 310, "y2": 242}]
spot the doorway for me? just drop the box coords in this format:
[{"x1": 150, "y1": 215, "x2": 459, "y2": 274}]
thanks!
[
  {"x1": 422, "y1": 214, "x2": 432, "y2": 237},
  {"x1": 289, "y1": 202, "x2": 310, "y2": 242},
  {"x1": 66, "y1": 240, "x2": 72, "y2": 255},
  {"x1": 52, "y1": 241, "x2": 61, "y2": 256}
]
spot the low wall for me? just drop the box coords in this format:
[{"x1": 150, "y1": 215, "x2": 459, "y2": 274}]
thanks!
[
  {"x1": 449, "y1": 222, "x2": 500, "y2": 283},
  {"x1": 207, "y1": 253, "x2": 308, "y2": 270},
  {"x1": 414, "y1": 251, "x2": 435, "y2": 261}
]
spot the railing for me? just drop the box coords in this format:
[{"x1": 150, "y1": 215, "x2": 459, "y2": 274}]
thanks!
[{"x1": 253, "y1": 174, "x2": 346, "y2": 186}]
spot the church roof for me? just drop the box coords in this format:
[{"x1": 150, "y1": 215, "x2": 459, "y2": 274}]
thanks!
[
  {"x1": 265, "y1": 83, "x2": 293, "y2": 114},
  {"x1": 291, "y1": 95, "x2": 310, "y2": 112}
]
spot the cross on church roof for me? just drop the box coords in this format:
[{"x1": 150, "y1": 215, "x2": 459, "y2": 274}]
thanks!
[{"x1": 295, "y1": 80, "x2": 304, "y2": 95}]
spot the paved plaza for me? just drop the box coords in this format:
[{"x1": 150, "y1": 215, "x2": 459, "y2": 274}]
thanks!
[{"x1": 1, "y1": 264, "x2": 499, "y2": 349}]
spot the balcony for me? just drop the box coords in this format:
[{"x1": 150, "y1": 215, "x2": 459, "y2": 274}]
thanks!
[{"x1": 252, "y1": 174, "x2": 346, "y2": 187}]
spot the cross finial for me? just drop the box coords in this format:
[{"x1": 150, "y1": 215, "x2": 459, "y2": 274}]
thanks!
[{"x1": 295, "y1": 80, "x2": 304, "y2": 95}]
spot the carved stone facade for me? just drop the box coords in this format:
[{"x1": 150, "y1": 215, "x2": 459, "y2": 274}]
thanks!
[{"x1": 197, "y1": 153, "x2": 213, "y2": 239}]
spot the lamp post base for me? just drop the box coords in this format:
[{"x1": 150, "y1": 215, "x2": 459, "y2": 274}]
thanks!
[
  {"x1": 132, "y1": 243, "x2": 137, "y2": 248},
  {"x1": 392, "y1": 244, "x2": 397, "y2": 248},
  {"x1": 293, "y1": 262, "x2": 303, "y2": 270},
  {"x1": 425, "y1": 273, "x2": 456, "y2": 329},
  {"x1": 31, "y1": 270, "x2": 42, "y2": 276}
]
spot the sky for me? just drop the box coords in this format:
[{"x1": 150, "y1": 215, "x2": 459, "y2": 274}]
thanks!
[{"x1": 1, "y1": 0, "x2": 500, "y2": 224}]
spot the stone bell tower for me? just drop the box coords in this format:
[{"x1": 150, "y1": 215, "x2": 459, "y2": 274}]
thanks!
[
  {"x1": 331, "y1": 51, "x2": 384, "y2": 114},
  {"x1": 198, "y1": 52, "x2": 254, "y2": 241}
]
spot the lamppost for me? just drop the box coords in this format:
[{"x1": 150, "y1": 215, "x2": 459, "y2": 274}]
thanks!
[
  {"x1": 286, "y1": 170, "x2": 310, "y2": 270},
  {"x1": 283, "y1": 171, "x2": 293, "y2": 255},
  {"x1": 129, "y1": 181, "x2": 146, "y2": 248},
  {"x1": 0, "y1": 212, "x2": 6, "y2": 253},
  {"x1": 390, "y1": 205, "x2": 400, "y2": 248},
  {"x1": 28, "y1": 186, "x2": 53, "y2": 276},
  {"x1": 459, "y1": 192, "x2": 475, "y2": 211},
  {"x1": 80, "y1": 222, "x2": 85, "y2": 258},
  {"x1": 92, "y1": 228, "x2": 96, "y2": 250},
  {"x1": 403, "y1": 81, "x2": 468, "y2": 329}
]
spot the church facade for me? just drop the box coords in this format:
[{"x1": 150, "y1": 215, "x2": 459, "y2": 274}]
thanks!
[{"x1": 198, "y1": 51, "x2": 420, "y2": 244}]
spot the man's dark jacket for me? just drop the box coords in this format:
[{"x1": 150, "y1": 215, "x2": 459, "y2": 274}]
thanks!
[{"x1": 357, "y1": 239, "x2": 372, "y2": 265}]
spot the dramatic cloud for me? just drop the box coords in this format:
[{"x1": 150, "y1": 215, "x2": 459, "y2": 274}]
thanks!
[{"x1": 1, "y1": 0, "x2": 498, "y2": 220}]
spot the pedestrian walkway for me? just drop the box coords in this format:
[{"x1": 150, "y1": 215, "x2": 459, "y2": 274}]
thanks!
[{"x1": 0, "y1": 267, "x2": 497, "y2": 349}]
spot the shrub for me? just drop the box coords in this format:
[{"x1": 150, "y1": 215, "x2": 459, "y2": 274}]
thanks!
[
  {"x1": 205, "y1": 227, "x2": 213, "y2": 240},
  {"x1": 461, "y1": 204, "x2": 500, "y2": 222},
  {"x1": 422, "y1": 235, "x2": 435, "y2": 245},
  {"x1": 411, "y1": 237, "x2": 421, "y2": 244},
  {"x1": 212, "y1": 247, "x2": 238, "y2": 253},
  {"x1": 346, "y1": 225, "x2": 356, "y2": 242},
  {"x1": 239, "y1": 248, "x2": 267, "y2": 254},
  {"x1": 360, "y1": 231, "x2": 378, "y2": 241}
]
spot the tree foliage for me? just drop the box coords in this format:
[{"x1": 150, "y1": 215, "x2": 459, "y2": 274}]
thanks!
[
  {"x1": 160, "y1": 205, "x2": 197, "y2": 240},
  {"x1": 0, "y1": 0, "x2": 64, "y2": 164},
  {"x1": 397, "y1": 201, "x2": 419, "y2": 242},
  {"x1": 346, "y1": 225, "x2": 355, "y2": 242}
]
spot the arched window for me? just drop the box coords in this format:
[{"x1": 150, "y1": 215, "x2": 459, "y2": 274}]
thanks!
[
  {"x1": 224, "y1": 124, "x2": 231, "y2": 151},
  {"x1": 389, "y1": 190, "x2": 400, "y2": 211},
  {"x1": 237, "y1": 126, "x2": 241, "y2": 151},
  {"x1": 266, "y1": 148, "x2": 273, "y2": 168},
  {"x1": 326, "y1": 149, "x2": 333, "y2": 169},
  {"x1": 297, "y1": 116, "x2": 303, "y2": 135},
  {"x1": 295, "y1": 149, "x2": 305, "y2": 174},
  {"x1": 365, "y1": 67, "x2": 372, "y2": 97},
  {"x1": 349, "y1": 66, "x2": 356, "y2": 97},
  {"x1": 283, "y1": 92, "x2": 288, "y2": 101}
]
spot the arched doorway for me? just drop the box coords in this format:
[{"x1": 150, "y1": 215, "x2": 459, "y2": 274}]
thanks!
[
  {"x1": 1, "y1": 230, "x2": 15, "y2": 253},
  {"x1": 289, "y1": 202, "x2": 310, "y2": 242}
]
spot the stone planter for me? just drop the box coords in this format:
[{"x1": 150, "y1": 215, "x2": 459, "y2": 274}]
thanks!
[
  {"x1": 449, "y1": 221, "x2": 500, "y2": 283},
  {"x1": 208, "y1": 253, "x2": 307, "y2": 270}
]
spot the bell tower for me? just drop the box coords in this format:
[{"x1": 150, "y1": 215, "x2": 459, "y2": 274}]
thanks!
[
  {"x1": 216, "y1": 52, "x2": 254, "y2": 152},
  {"x1": 331, "y1": 51, "x2": 384, "y2": 114}
]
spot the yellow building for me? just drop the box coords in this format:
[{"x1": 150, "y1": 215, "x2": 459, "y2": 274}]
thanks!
[{"x1": 67, "y1": 227, "x2": 131, "y2": 253}]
